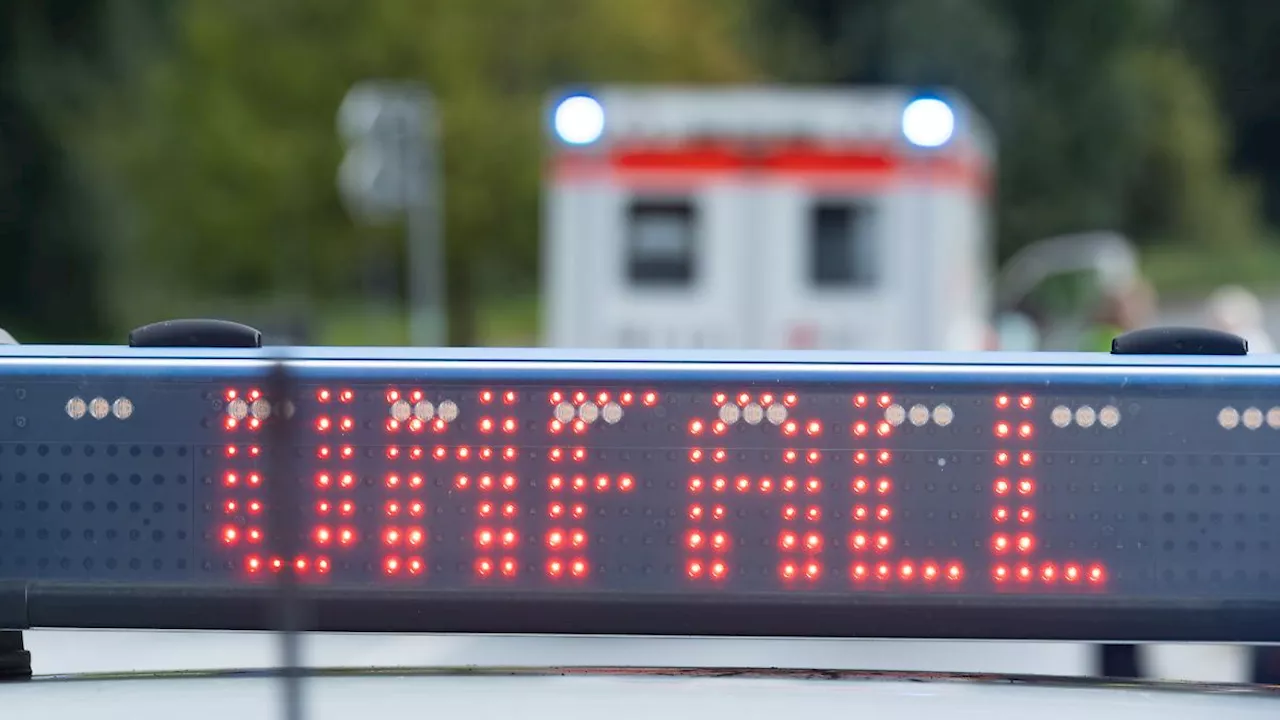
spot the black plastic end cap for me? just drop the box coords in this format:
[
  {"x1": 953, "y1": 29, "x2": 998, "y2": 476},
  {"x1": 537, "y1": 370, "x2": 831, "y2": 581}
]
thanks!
[
  {"x1": 128, "y1": 319, "x2": 263, "y2": 349},
  {"x1": 1111, "y1": 326, "x2": 1248, "y2": 356}
]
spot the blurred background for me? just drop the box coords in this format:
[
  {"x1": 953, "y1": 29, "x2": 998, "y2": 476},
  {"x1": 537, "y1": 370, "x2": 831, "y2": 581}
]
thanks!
[
  {"x1": 6, "y1": 0, "x2": 1280, "y2": 352},
  {"x1": 6, "y1": 0, "x2": 1280, "y2": 685}
]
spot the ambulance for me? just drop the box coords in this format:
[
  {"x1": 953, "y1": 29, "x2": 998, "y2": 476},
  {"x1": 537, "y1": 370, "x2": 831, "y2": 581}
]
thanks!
[{"x1": 541, "y1": 86, "x2": 995, "y2": 351}]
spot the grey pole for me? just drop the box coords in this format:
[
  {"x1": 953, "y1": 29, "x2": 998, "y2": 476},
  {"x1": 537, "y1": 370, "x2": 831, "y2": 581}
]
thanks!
[{"x1": 402, "y1": 102, "x2": 447, "y2": 347}]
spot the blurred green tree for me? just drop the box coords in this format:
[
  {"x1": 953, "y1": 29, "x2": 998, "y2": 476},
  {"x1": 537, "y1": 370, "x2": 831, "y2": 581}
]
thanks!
[
  {"x1": 753, "y1": 0, "x2": 1264, "y2": 260},
  {"x1": 0, "y1": 1, "x2": 167, "y2": 342},
  {"x1": 83, "y1": 0, "x2": 752, "y2": 344}
]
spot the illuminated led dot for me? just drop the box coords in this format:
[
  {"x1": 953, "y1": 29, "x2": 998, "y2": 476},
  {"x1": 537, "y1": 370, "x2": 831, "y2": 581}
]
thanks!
[
  {"x1": 477, "y1": 559, "x2": 494, "y2": 577},
  {"x1": 687, "y1": 561, "x2": 704, "y2": 578},
  {"x1": 1019, "y1": 395, "x2": 1034, "y2": 409},
  {"x1": 923, "y1": 564, "x2": 938, "y2": 581},
  {"x1": 602, "y1": 402, "x2": 624, "y2": 424},
  {"x1": 993, "y1": 565, "x2": 1009, "y2": 582},
  {"x1": 642, "y1": 391, "x2": 659, "y2": 407},
  {"x1": 409, "y1": 501, "x2": 425, "y2": 516},
  {"x1": 1219, "y1": 406, "x2": 1240, "y2": 429},
  {"x1": 876, "y1": 478, "x2": 891, "y2": 494},
  {"x1": 407, "y1": 557, "x2": 424, "y2": 575},
  {"x1": 852, "y1": 477, "x2": 869, "y2": 494},
  {"x1": 874, "y1": 533, "x2": 891, "y2": 551},
  {"x1": 437, "y1": 400, "x2": 459, "y2": 422},
  {"x1": 805, "y1": 420, "x2": 822, "y2": 436},
  {"x1": 804, "y1": 533, "x2": 822, "y2": 551},
  {"x1": 932, "y1": 404, "x2": 953, "y2": 426},
  {"x1": 501, "y1": 559, "x2": 517, "y2": 577},
  {"x1": 710, "y1": 561, "x2": 727, "y2": 580},
  {"x1": 807, "y1": 477, "x2": 822, "y2": 493},
  {"x1": 995, "y1": 451, "x2": 1010, "y2": 466},
  {"x1": 1016, "y1": 534, "x2": 1034, "y2": 553},
  {"x1": 1244, "y1": 407, "x2": 1264, "y2": 430},
  {"x1": 65, "y1": 397, "x2": 87, "y2": 420},
  {"x1": 389, "y1": 400, "x2": 412, "y2": 423},
  {"x1": 780, "y1": 562, "x2": 797, "y2": 580},
  {"x1": 806, "y1": 506, "x2": 821, "y2": 521},
  {"x1": 947, "y1": 564, "x2": 963, "y2": 581},
  {"x1": 851, "y1": 563, "x2": 869, "y2": 580},
  {"x1": 995, "y1": 395, "x2": 1010, "y2": 409},
  {"x1": 992, "y1": 534, "x2": 1009, "y2": 553},
  {"x1": 1075, "y1": 406, "x2": 1096, "y2": 428},
  {"x1": 899, "y1": 562, "x2": 914, "y2": 580},
  {"x1": 1050, "y1": 405, "x2": 1073, "y2": 428},
  {"x1": 1017, "y1": 479, "x2": 1034, "y2": 495},
  {"x1": 1269, "y1": 407, "x2": 1280, "y2": 429},
  {"x1": 1019, "y1": 507, "x2": 1034, "y2": 523},
  {"x1": 718, "y1": 403, "x2": 741, "y2": 425},
  {"x1": 339, "y1": 528, "x2": 356, "y2": 545},
  {"x1": 222, "y1": 526, "x2": 238, "y2": 545},
  {"x1": 1041, "y1": 563, "x2": 1056, "y2": 582},
  {"x1": 1017, "y1": 565, "x2": 1033, "y2": 582},
  {"x1": 1064, "y1": 564, "x2": 1081, "y2": 582},
  {"x1": 995, "y1": 422, "x2": 1010, "y2": 438},
  {"x1": 247, "y1": 528, "x2": 262, "y2": 543},
  {"x1": 875, "y1": 563, "x2": 891, "y2": 580},
  {"x1": 571, "y1": 560, "x2": 588, "y2": 577},
  {"x1": 571, "y1": 504, "x2": 586, "y2": 519},
  {"x1": 765, "y1": 404, "x2": 788, "y2": 426},
  {"x1": 850, "y1": 532, "x2": 868, "y2": 550},
  {"x1": 743, "y1": 403, "x2": 765, "y2": 425},
  {"x1": 578, "y1": 403, "x2": 599, "y2": 424},
  {"x1": 1088, "y1": 564, "x2": 1105, "y2": 583},
  {"x1": 884, "y1": 404, "x2": 906, "y2": 427}
]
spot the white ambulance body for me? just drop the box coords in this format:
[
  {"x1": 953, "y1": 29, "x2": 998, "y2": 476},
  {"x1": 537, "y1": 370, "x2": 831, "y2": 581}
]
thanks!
[{"x1": 542, "y1": 86, "x2": 996, "y2": 351}]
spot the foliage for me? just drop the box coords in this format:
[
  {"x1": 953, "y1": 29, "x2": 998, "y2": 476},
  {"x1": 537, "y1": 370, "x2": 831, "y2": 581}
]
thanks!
[
  {"x1": 752, "y1": 0, "x2": 1265, "y2": 260},
  {"x1": 80, "y1": 0, "x2": 753, "y2": 344}
]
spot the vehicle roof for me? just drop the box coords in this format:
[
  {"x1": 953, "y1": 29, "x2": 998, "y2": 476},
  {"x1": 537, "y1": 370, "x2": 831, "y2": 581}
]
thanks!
[{"x1": 6, "y1": 666, "x2": 1279, "y2": 720}]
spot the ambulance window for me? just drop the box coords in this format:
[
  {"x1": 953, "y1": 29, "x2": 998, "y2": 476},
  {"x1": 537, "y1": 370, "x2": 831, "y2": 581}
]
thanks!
[
  {"x1": 627, "y1": 200, "x2": 695, "y2": 285},
  {"x1": 810, "y1": 201, "x2": 876, "y2": 286}
]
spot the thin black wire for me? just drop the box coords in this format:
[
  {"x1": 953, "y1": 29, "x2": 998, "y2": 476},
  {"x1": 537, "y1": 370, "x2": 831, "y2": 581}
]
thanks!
[{"x1": 267, "y1": 357, "x2": 305, "y2": 720}]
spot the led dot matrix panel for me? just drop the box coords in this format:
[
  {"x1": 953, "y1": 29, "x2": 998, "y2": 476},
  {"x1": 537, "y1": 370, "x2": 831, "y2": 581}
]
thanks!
[{"x1": 2, "y1": 347, "x2": 1280, "y2": 641}]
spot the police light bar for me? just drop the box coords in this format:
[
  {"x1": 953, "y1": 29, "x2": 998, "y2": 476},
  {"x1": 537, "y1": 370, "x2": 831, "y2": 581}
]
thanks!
[{"x1": 2, "y1": 338, "x2": 1280, "y2": 643}]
